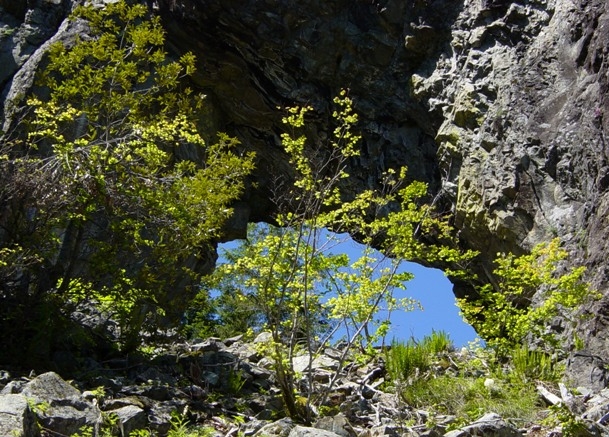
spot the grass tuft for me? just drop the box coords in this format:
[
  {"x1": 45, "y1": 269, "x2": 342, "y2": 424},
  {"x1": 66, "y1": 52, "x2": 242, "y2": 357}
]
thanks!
[
  {"x1": 385, "y1": 330, "x2": 454, "y2": 384},
  {"x1": 510, "y1": 346, "x2": 563, "y2": 383}
]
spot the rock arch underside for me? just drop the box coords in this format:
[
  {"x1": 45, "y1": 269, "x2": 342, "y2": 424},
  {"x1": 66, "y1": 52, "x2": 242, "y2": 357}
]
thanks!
[{"x1": 2, "y1": 0, "x2": 609, "y2": 385}]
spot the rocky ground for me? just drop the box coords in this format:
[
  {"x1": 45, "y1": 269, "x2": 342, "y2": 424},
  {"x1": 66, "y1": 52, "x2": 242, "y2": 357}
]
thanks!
[{"x1": 2, "y1": 334, "x2": 609, "y2": 437}]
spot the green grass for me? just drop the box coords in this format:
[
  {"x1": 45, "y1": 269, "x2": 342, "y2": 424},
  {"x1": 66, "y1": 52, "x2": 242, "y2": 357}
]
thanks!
[
  {"x1": 420, "y1": 330, "x2": 453, "y2": 355},
  {"x1": 384, "y1": 333, "x2": 552, "y2": 429},
  {"x1": 510, "y1": 346, "x2": 563, "y2": 383},
  {"x1": 401, "y1": 375, "x2": 542, "y2": 426},
  {"x1": 385, "y1": 331, "x2": 453, "y2": 383},
  {"x1": 386, "y1": 339, "x2": 430, "y2": 382},
  {"x1": 167, "y1": 413, "x2": 216, "y2": 437}
]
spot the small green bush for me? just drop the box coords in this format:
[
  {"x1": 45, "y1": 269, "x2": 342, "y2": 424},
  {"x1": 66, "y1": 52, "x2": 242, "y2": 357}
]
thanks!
[
  {"x1": 458, "y1": 238, "x2": 598, "y2": 356},
  {"x1": 167, "y1": 413, "x2": 216, "y2": 437},
  {"x1": 543, "y1": 403, "x2": 587, "y2": 436}
]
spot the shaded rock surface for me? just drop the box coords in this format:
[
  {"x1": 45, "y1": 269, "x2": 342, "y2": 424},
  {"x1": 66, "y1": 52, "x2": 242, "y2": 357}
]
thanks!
[
  {"x1": 158, "y1": 0, "x2": 609, "y2": 364},
  {"x1": 2, "y1": 0, "x2": 609, "y2": 369},
  {"x1": 9, "y1": 371, "x2": 101, "y2": 436},
  {"x1": 153, "y1": 0, "x2": 609, "y2": 307}
]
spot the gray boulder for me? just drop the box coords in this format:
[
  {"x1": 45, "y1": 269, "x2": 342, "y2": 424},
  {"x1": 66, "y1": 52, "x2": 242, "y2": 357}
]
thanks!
[
  {"x1": 254, "y1": 417, "x2": 295, "y2": 437},
  {"x1": 292, "y1": 355, "x2": 339, "y2": 374},
  {"x1": 582, "y1": 389, "x2": 609, "y2": 424},
  {"x1": 20, "y1": 372, "x2": 100, "y2": 436},
  {"x1": 359, "y1": 424, "x2": 402, "y2": 437},
  {"x1": 288, "y1": 425, "x2": 344, "y2": 437},
  {"x1": 314, "y1": 413, "x2": 357, "y2": 437},
  {"x1": 147, "y1": 400, "x2": 188, "y2": 435},
  {"x1": 444, "y1": 413, "x2": 520, "y2": 437},
  {"x1": 566, "y1": 352, "x2": 609, "y2": 393},
  {"x1": 112, "y1": 405, "x2": 147, "y2": 437},
  {"x1": 0, "y1": 394, "x2": 40, "y2": 437}
]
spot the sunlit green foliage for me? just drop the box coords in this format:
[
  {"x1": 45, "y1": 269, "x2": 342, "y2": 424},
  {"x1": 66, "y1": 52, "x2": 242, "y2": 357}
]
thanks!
[
  {"x1": 458, "y1": 239, "x2": 598, "y2": 356},
  {"x1": 543, "y1": 403, "x2": 587, "y2": 437},
  {"x1": 190, "y1": 91, "x2": 475, "y2": 423},
  {"x1": 0, "y1": 0, "x2": 254, "y2": 358},
  {"x1": 269, "y1": 91, "x2": 476, "y2": 351},
  {"x1": 28, "y1": 1, "x2": 254, "y2": 252},
  {"x1": 166, "y1": 413, "x2": 216, "y2": 437},
  {"x1": 197, "y1": 223, "x2": 345, "y2": 341}
]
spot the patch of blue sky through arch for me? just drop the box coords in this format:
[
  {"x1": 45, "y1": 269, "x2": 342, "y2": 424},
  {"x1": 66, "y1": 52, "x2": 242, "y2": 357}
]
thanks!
[{"x1": 217, "y1": 227, "x2": 478, "y2": 347}]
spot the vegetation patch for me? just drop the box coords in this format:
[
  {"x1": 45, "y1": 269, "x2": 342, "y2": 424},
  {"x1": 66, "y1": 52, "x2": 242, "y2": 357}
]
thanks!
[{"x1": 384, "y1": 334, "x2": 552, "y2": 431}]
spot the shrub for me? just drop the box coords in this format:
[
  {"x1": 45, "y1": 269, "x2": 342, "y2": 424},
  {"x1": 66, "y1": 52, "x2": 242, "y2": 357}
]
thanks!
[
  {"x1": 0, "y1": 0, "x2": 254, "y2": 360},
  {"x1": 458, "y1": 239, "x2": 599, "y2": 356},
  {"x1": 188, "y1": 92, "x2": 476, "y2": 423}
]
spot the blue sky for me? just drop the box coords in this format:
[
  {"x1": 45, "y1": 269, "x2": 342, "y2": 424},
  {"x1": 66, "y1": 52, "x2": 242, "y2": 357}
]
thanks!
[
  {"x1": 385, "y1": 260, "x2": 478, "y2": 347},
  {"x1": 322, "y1": 233, "x2": 478, "y2": 347},
  {"x1": 218, "y1": 229, "x2": 478, "y2": 348}
]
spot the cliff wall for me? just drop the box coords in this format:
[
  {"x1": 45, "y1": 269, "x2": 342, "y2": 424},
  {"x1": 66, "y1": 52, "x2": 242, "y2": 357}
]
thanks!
[
  {"x1": 155, "y1": 0, "x2": 609, "y2": 365},
  {"x1": 2, "y1": 0, "x2": 609, "y2": 381}
]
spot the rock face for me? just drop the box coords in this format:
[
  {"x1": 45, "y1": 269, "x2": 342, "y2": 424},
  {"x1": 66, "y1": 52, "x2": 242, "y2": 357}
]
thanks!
[
  {"x1": 2, "y1": 1, "x2": 609, "y2": 367},
  {"x1": 157, "y1": 0, "x2": 609, "y2": 368},
  {"x1": 156, "y1": 0, "x2": 609, "y2": 292}
]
